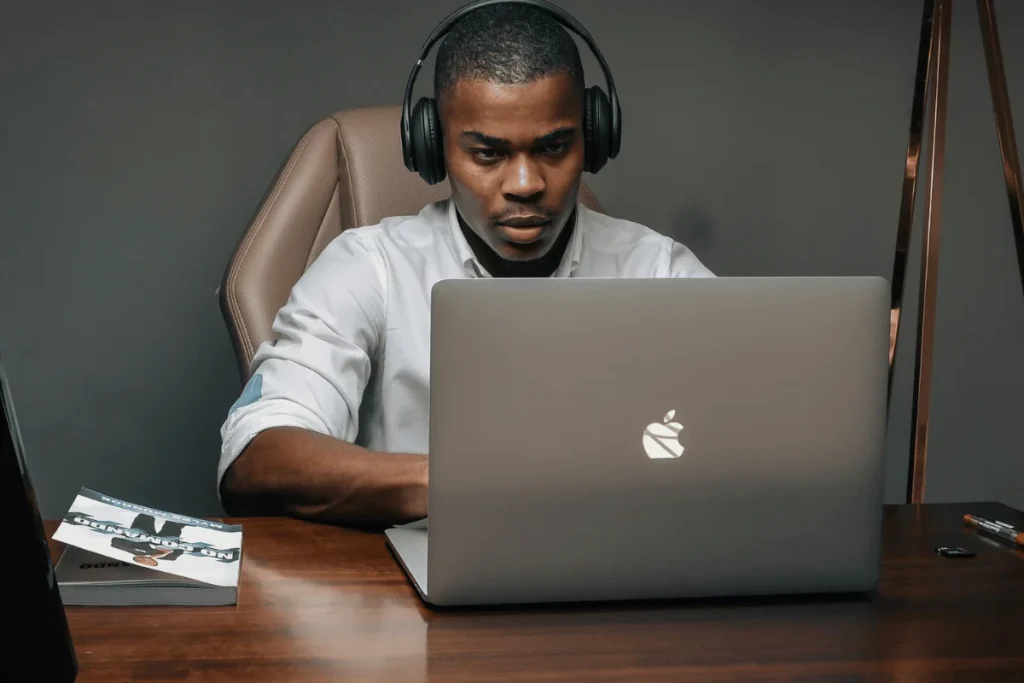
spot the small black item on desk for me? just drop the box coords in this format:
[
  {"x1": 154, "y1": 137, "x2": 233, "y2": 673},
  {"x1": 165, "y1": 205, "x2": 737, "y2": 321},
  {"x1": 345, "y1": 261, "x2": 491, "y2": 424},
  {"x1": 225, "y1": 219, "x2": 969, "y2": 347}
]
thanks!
[{"x1": 936, "y1": 546, "x2": 976, "y2": 558}]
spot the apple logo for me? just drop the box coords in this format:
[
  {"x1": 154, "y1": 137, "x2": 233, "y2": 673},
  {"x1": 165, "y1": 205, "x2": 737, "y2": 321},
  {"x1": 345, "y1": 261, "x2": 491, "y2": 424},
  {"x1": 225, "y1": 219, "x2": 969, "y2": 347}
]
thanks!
[{"x1": 643, "y1": 410, "x2": 685, "y2": 459}]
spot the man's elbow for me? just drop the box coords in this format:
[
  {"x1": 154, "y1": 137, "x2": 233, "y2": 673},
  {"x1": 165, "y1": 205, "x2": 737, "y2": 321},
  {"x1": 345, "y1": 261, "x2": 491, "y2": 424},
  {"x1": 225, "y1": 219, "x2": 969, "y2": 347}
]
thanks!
[
  {"x1": 219, "y1": 462, "x2": 252, "y2": 516},
  {"x1": 219, "y1": 432, "x2": 277, "y2": 516}
]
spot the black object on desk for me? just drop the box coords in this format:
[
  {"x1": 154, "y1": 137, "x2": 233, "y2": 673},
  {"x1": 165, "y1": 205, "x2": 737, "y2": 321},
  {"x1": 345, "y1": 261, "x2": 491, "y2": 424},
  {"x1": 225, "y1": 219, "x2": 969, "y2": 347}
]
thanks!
[{"x1": 0, "y1": 358, "x2": 78, "y2": 681}]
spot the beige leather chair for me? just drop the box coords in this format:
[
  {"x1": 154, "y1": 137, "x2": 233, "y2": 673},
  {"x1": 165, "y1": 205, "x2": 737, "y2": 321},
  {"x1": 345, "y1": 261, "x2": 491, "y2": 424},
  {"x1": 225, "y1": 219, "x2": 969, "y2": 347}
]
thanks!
[{"x1": 219, "y1": 105, "x2": 604, "y2": 381}]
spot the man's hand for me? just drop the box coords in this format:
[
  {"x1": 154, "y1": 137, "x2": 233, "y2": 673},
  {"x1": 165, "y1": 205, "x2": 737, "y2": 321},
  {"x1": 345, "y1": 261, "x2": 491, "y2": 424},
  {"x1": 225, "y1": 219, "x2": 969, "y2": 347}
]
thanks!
[{"x1": 221, "y1": 426, "x2": 428, "y2": 529}]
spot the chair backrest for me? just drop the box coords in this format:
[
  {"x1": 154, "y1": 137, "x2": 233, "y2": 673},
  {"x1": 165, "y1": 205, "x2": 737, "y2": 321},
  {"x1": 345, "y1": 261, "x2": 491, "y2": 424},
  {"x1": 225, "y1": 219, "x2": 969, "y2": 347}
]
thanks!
[{"x1": 219, "y1": 105, "x2": 604, "y2": 380}]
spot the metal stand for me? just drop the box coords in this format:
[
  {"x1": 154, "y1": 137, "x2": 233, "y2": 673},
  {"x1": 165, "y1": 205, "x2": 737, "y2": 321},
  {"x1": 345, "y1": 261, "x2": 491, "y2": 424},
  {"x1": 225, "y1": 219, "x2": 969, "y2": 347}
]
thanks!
[{"x1": 890, "y1": 0, "x2": 1024, "y2": 504}]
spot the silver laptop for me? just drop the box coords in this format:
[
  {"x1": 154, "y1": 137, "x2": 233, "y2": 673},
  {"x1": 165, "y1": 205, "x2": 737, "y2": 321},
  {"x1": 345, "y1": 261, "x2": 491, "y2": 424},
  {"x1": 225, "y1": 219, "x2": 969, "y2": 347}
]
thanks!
[{"x1": 385, "y1": 276, "x2": 890, "y2": 607}]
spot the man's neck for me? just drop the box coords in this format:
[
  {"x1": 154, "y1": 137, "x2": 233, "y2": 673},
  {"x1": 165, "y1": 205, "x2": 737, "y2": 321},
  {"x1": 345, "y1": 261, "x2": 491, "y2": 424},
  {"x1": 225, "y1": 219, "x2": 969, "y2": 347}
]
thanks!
[{"x1": 459, "y1": 210, "x2": 576, "y2": 278}]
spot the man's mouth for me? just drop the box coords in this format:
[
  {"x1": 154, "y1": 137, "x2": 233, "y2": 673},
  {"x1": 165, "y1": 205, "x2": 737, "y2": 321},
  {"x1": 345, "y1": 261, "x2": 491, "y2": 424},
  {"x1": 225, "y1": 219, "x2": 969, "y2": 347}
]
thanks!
[
  {"x1": 499, "y1": 215, "x2": 552, "y2": 227},
  {"x1": 496, "y1": 215, "x2": 552, "y2": 244}
]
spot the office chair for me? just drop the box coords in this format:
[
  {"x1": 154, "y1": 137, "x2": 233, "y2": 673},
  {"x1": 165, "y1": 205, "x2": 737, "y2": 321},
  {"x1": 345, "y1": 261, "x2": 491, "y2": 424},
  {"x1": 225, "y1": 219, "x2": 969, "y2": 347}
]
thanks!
[{"x1": 219, "y1": 105, "x2": 605, "y2": 381}]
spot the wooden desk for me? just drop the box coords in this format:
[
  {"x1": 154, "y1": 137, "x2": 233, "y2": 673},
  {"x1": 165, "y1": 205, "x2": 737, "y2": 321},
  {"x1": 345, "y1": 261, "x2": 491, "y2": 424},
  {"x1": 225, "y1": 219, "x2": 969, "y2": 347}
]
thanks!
[{"x1": 47, "y1": 502, "x2": 1024, "y2": 682}]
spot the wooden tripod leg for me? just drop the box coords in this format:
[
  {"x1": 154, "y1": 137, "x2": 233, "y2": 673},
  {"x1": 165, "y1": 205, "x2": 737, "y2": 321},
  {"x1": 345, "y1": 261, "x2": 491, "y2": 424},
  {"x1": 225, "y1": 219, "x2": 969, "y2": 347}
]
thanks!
[
  {"x1": 890, "y1": 0, "x2": 950, "y2": 504},
  {"x1": 907, "y1": 0, "x2": 951, "y2": 505},
  {"x1": 977, "y1": 0, "x2": 1024, "y2": 296}
]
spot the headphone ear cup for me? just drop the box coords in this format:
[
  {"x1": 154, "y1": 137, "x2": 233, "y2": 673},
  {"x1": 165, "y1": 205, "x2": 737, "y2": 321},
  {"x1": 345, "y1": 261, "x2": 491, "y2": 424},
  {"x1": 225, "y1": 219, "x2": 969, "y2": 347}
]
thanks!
[
  {"x1": 583, "y1": 86, "x2": 612, "y2": 174},
  {"x1": 410, "y1": 97, "x2": 446, "y2": 185}
]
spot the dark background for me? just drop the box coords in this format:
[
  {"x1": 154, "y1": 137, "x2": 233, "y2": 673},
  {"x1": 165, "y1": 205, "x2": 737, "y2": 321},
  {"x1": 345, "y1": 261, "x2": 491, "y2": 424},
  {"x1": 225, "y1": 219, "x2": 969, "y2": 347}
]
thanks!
[{"x1": 1, "y1": 0, "x2": 1021, "y2": 518}]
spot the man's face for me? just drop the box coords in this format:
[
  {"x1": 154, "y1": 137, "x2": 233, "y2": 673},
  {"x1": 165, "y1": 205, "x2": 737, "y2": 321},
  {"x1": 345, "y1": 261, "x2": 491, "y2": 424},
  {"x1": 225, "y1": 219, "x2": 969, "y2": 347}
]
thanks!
[{"x1": 440, "y1": 72, "x2": 584, "y2": 263}]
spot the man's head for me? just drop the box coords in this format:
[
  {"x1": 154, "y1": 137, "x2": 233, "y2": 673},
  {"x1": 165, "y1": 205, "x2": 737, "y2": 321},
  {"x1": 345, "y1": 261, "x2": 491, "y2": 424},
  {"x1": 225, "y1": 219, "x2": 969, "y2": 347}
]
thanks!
[{"x1": 434, "y1": 4, "x2": 586, "y2": 271}]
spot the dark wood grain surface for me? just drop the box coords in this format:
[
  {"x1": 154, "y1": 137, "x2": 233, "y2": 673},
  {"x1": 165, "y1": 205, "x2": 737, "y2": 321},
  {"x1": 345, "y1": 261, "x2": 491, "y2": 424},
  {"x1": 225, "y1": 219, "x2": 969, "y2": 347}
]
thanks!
[{"x1": 46, "y1": 502, "x2": 1024, "y2": 682}]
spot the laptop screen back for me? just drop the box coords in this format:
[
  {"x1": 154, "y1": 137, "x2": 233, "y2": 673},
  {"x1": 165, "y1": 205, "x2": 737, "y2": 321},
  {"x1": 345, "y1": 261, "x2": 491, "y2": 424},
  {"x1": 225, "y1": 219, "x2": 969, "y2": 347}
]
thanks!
[{"x1": 1, "y1": 358, "x2": 78, "y2": 680}]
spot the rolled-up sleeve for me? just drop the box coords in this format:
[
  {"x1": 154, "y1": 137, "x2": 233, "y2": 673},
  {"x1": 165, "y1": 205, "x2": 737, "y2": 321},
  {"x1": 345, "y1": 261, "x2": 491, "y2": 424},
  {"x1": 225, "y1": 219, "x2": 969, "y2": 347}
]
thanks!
[{"x1": 217, "y1": 230, "x2": 386, "y2": 490}]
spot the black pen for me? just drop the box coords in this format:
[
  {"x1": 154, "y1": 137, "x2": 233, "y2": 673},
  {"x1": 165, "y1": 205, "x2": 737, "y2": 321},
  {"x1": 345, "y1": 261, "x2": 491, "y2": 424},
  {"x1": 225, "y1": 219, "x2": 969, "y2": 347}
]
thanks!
[{"x1": 964, "y1": 514, "x2": 1024, "y2": 548}]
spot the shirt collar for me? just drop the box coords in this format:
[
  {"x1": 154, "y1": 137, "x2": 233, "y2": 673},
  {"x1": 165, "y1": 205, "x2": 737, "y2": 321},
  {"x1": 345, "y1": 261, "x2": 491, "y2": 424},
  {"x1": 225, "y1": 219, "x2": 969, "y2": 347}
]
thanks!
[{"x1": 445, "y1": 198, "x2": 584, "y2": 278}]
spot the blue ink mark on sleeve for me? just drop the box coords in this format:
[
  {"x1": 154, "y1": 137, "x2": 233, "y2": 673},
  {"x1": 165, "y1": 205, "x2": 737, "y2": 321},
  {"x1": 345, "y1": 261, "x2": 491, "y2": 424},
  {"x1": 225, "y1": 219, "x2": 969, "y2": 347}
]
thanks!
[{"x1": 229, "y1": 373, "x2": 263, "y2": 414}]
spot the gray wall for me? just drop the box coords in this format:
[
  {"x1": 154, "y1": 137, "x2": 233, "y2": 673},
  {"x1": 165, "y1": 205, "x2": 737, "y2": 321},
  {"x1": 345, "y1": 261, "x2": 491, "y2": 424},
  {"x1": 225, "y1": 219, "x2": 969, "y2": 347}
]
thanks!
[{"x1": 1, "y1": 0, "x2": 1021, "y2": 518}]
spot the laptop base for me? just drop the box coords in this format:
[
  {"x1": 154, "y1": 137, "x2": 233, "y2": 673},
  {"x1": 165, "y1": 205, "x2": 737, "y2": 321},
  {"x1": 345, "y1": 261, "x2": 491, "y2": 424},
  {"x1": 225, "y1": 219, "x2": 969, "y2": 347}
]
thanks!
[{"x1": 384, "y1": 528, "x2": 430, "y2": 603}]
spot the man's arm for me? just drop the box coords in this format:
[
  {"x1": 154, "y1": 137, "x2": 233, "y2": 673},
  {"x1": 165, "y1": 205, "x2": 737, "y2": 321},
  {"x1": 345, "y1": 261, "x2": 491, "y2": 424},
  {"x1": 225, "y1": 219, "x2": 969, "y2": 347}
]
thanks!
[
  {"x1": 221, "y1": 427, "x2": 427, "y2": 528},
  {"x1": 218, "y1": 231, "x2": 425, "y2": 529},
  {"x1": 667, "y1": 239, "x2": 716, "y2": 278}
]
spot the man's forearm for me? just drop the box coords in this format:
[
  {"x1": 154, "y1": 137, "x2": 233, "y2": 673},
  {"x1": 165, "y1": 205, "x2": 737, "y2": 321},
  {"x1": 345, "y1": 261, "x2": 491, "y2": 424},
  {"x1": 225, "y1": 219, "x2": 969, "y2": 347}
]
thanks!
[{"x1": 221, "y1": 426, "x2": 428, "y2": 528}]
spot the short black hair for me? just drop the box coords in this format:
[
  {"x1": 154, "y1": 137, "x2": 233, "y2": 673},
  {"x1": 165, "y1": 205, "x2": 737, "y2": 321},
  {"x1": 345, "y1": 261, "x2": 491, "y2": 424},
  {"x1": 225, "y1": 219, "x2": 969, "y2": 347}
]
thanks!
[{"x1": 434, "y1": 4, "x2": 585, "y2": 106}]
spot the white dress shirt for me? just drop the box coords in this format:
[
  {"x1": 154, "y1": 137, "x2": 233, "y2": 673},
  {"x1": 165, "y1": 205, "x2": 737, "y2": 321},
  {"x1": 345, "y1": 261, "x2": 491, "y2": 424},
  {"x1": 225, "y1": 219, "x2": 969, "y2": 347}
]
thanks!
[{"x1": 218, "y1": 198, "x2": 715, "y2": 489}]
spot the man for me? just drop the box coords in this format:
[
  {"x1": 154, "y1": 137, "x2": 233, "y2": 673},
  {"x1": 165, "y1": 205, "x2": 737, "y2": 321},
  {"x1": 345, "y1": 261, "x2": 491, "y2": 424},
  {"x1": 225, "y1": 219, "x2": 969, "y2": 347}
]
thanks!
[{"x1": 218, "y1": 4, "x2": 714, "y2": 528}]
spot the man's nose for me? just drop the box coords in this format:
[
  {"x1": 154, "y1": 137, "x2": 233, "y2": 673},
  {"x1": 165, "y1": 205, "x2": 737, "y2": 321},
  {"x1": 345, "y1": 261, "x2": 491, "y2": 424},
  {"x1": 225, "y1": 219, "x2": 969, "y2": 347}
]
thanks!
[{"x1": 501, "y1": 155, "x2": 545, "y2": 200}]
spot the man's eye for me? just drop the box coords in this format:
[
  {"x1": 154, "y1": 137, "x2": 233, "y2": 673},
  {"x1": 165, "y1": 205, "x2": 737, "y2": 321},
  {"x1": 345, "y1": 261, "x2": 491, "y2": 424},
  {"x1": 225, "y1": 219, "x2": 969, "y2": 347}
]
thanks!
[
  {"x1": 472, "y1": 149, "x2": 504, "y2": 161},
  {"x1": 537, "y1": 142, "x2": 568, "y2": 156}
]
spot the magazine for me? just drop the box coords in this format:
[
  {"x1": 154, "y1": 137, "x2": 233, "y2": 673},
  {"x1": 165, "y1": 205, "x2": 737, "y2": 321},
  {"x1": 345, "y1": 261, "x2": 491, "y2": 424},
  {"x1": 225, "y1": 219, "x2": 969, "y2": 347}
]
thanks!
[{"x1": 51, "y1": 487, "x2": 242, "y2": 606}]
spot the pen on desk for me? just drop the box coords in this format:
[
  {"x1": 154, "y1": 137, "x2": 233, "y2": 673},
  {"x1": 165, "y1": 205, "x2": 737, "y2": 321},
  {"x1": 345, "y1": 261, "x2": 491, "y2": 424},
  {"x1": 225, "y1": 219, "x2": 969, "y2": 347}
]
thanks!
[
  {"x1": 963, "y1": 514, "x2": 1024, "y2": 547},
  {"x1": 967, "y1": 514, "x2": 1017, "y2": 532}
]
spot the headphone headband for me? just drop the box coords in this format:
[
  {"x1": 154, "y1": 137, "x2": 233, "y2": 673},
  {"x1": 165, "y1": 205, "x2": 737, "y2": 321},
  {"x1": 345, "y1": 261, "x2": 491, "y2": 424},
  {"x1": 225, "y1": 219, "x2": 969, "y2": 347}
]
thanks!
[{"x1": 401, "y1": 0, "x2": 621, "y2": 172}]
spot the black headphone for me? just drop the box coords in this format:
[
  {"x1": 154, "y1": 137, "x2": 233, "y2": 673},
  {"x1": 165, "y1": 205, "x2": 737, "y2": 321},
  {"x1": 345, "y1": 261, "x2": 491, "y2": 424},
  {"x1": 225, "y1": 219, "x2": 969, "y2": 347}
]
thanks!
[{"x1": 400, "y1": 0, "x2": 622, "y2": 185}]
